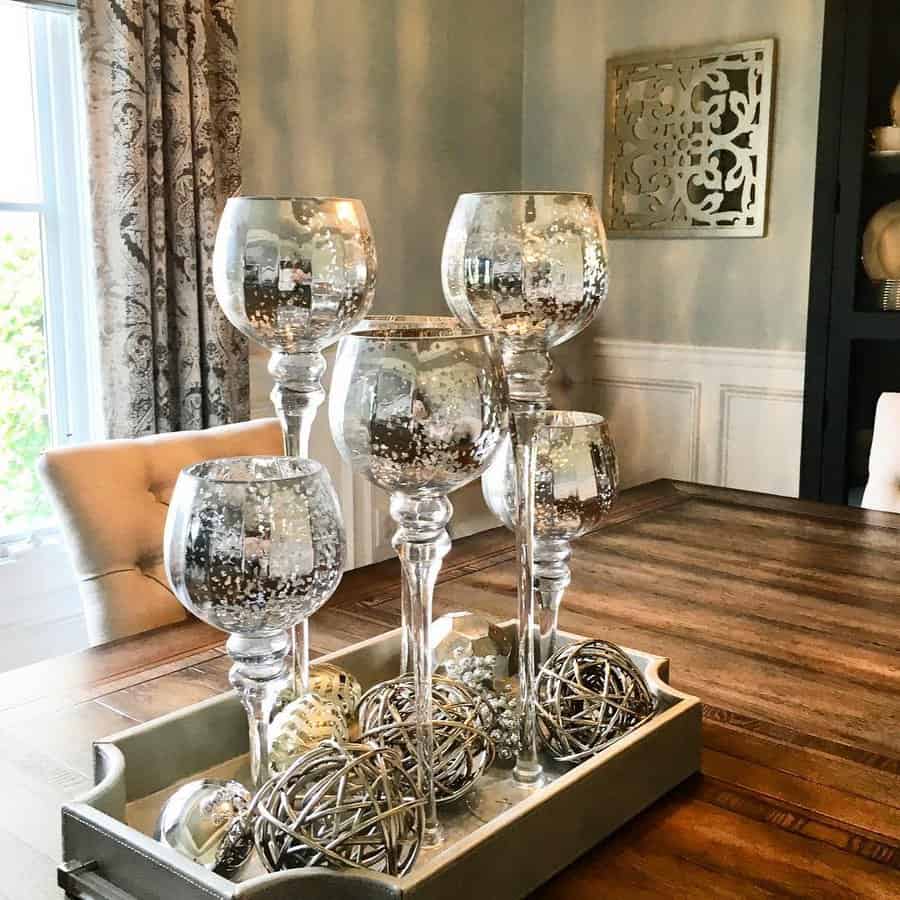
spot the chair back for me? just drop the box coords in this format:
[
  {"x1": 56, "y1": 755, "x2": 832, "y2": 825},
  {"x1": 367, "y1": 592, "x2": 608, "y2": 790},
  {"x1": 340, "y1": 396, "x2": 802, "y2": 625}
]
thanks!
[
  {"x1": 862, "y1": 393, "x2": 900, "y2": 514},
  {"x1": 38, "y1": 419, "x2": 283, "y2": 645}
]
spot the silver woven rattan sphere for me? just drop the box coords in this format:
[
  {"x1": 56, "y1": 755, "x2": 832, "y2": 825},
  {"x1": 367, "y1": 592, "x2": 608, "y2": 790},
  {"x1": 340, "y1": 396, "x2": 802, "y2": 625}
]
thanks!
[
  {"x1": 357, "y1": 675, "x2": 494, "y2": 802},
  {"x1": 252, "y1": 740, "x2": 424, "y2": 875},
  {"x1": 536, "y1": 640, "x2": 656, "y2": 763},
  {"x1": 357, "y1": 674, "x2": 483, "y2": 731}
]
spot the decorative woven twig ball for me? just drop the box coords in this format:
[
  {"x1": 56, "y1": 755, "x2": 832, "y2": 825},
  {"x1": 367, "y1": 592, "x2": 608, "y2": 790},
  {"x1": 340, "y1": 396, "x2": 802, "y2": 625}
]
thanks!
[
  {"x1": 536, "y1": 640, "x2": 656, "y2": 764},
  {"x1": 357, "y1": 674, "x2": 483, "y2": 731},
  {"x1": 357, "y1": 675, "x2": 494, "y2": 802},
  {"x1": 252, "y1": 740, "x2": 424, "y2": 875},
  {"x1": 269, "y1": 694, "x2": 349, "y2": 773}
]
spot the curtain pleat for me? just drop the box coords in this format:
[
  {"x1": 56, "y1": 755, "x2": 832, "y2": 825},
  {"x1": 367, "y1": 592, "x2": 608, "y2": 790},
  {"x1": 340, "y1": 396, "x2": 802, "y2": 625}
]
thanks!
[{"x1": 78, "y1": 0, "x2": 248, "y2": 437}]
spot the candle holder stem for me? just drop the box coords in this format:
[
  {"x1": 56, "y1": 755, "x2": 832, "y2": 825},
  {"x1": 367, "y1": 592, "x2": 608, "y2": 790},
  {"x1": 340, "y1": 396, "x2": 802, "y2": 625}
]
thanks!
[
  {"x1": 400, "y1": 578, "x2": 412, "y2": 674},
  {"x1": 226, "y1": 632, "x2": 290, "y2": 789},
  {"x1": 501, "y1": 344, "x2": 553, "y2": 412},
  {"x1": 269, "y1": 347, "x2": 326, "y2": 700},
  {"x1": 511, "y1": 410, "x2": 543, "y2": 785},
  {"x1": 390, "y1": 492, "x2": 452, "y2": 848},
  {"x1": 269, "y1": 348, "x2": 327, "y2": 458},
  {"x1": 534, "y1": 537, "x2": 572, "y2": 665},
  {"x1": 501, "y1": 344, "x2": 553, "y2": 786}
]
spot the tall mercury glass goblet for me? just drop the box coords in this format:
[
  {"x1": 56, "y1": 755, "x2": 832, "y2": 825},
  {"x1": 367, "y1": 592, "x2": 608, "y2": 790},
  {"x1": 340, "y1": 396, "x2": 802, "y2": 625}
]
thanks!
[
  {"x1": 441, "y1": 191, "x2": 609, "y2": 785},
  {"x1": 164, "y1": 457, "x2": 346, "y2": 788},
  {"x1": 329, "y1": 328, "x2": 507, "y2": 847},
  {"x1": 441, "y1": 192, "x2": 608, "y2": 410},
  {"x1": 213, "y1": 196, "x2": 375, "y2": 699},
  {"x1": 483, "y1": 412, "x2": 618, "y2": 662},
  {"x1": 354, "y1": 315, "x2": 465, "y2": 676}
]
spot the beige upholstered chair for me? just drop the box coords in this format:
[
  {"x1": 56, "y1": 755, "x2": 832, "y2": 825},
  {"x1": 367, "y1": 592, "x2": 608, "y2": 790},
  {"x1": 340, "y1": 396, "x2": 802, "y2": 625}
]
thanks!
[
  {"x1": 862, "y1": 393, "x2": 900, "y2": 514},
  {"x1": 38, "y1": 419, "x2": 283, "y2": 646}
]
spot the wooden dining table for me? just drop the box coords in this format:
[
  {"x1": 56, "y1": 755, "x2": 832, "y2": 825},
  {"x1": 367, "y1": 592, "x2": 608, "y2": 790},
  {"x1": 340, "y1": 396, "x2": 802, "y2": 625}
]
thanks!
[{"x1": 1, "y1": 480, "x2": 898, "y2": 898}]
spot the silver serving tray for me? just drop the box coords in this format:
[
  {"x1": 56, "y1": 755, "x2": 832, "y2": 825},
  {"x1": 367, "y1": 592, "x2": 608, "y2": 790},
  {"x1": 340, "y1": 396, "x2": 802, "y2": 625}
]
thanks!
[{"x1": 59, "y1": 622, "x2": 701, "y2": 899}]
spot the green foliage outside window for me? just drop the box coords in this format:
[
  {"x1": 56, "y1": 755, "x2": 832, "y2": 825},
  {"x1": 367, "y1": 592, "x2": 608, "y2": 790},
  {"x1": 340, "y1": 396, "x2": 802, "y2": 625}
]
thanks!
[{"x1": 0, "y1": 225, "x2": 52, "y2": 530}]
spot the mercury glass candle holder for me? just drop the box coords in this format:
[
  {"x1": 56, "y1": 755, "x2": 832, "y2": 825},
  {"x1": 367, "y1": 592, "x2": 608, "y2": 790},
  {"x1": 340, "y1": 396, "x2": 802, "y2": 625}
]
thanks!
[
  {"x1": 329, "y1": 327, "x2": 507, "y2": 847},
  {"x1": 483, "y1": 412, "x2": 618, "y2": 662},
  {"x1": 212, "y1": 196, "x2": 375, "y2": 699},
  {"x1": 441, "y1": 191, "x2": 609, "y2": 785},
  {"x1": 354, "y1": 314, "x2": 465, "y2": 676},
  {"x1": 164, "y1": 457, "x2": 346, "y2": 788},
  {"x1": 441, "y1": 191, "x2": 608, "y2": 411}
]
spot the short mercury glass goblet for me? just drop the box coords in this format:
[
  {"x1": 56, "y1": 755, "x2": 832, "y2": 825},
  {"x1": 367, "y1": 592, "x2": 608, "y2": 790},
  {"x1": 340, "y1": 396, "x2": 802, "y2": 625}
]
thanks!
[
  {"x1": 483, "y1": 412, "x2": 618, "y2": 662},
  {"x1": 329, "y1": 328, "x2": 507, "y2": 847},
  {"x1": 164, "y1": 457, "x2": 346, "y2": 789},
  {"x1": 354, "y1": 315, "x2": 464, "y2": 676},
  {"x1": 442, "y1": 191, "x2": 609, "y2": 784},
  {"x1": 213, "y1": 196, "x2": 375, "y2": 700}
]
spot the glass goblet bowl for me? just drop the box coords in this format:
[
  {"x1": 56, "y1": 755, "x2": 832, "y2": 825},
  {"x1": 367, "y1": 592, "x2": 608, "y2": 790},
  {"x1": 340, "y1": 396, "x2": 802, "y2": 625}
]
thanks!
[
  {"x1": 213, "y1": 196, "x2": 376, "y2": 353},
  {"x1": 329, "y1": 328, "x2": 508, "y2": 496},
  {"x1": 482, "y1": 411, "x2": 618, "y2": 541},
  {"x1": 441, "y1": 191, "x2": 609, "y2": 352}
]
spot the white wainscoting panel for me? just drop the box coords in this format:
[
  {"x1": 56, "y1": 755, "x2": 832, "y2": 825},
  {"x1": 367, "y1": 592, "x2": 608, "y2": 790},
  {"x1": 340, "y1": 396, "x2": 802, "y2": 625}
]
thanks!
[{"x1": 593, "y1": 339, "x2": 805, "y2": 497}]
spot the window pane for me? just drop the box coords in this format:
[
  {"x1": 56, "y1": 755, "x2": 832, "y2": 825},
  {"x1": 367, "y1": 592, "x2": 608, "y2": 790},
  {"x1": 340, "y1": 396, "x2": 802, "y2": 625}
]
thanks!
[
  {"x1": 0, "y1": 211, "x2": 51, "y2": 532},
  {"x1": 0, "y1": 3, "x2": 41, "y2": 203}
]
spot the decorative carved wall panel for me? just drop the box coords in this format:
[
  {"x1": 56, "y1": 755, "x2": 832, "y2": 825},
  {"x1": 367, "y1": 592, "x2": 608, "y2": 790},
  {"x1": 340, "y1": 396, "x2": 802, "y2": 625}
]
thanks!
[{"x1": 604, "y1": 39, "x2": 775, "y2": 238}]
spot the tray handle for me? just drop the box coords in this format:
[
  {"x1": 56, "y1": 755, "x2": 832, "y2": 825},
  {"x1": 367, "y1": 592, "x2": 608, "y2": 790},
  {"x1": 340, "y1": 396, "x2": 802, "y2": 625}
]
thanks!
[{"x1": 58, "y1": 860, "x2": 139, "y2": 900}]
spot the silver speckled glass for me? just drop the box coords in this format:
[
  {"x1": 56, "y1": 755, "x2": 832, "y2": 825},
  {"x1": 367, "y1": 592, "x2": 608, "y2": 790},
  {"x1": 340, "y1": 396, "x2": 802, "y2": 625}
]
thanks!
[
  {"x1": 164, "y1": 456, "x2": 346, "y2": 787},
  {"x1": 214, "y1": 197, "x2": 376, "y2": 358},
  {"x1": 213, "y1": 196, "x2": 374, "y2": 706},
  {"x1": 483, "y1": 412, "x2": 618, "y2": 663},
  {"x1": 441, "y1": 192, "x2": 608, "y2": 409},
  {"x1": 329, "y1": 329, "x2": 507, "y2": 496},
  {"x1": 442, "y1": 192, "x2": 609, "y2": 787},
  {"x1": 329, "y1": 328, "x2": 507, "y2": 849}
]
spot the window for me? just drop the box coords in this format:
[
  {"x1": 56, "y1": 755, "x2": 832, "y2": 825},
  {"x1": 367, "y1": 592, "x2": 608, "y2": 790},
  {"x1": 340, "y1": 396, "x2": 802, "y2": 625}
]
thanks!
[
  {"x1": 0, "y1": 0, "x2": 98, "y2": 540},
  {"x1": 0, "y1": 0, "x2": 96, "y2": 669}
]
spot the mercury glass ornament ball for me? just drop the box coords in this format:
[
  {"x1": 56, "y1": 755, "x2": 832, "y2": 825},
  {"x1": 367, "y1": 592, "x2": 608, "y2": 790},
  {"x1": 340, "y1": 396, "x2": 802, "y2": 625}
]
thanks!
[
  {"x1": 273, "y1": 663, "x2": 363, "y2": 721},
  {"x1": 308, "y1": 663, "x2": 363, "y2": 721},
  {"x1": 155, "y1": 779, "x2": 253, "y2": 876},
  {"x1": 269, "y1": 693, "x2": 350, "y2": 773}
]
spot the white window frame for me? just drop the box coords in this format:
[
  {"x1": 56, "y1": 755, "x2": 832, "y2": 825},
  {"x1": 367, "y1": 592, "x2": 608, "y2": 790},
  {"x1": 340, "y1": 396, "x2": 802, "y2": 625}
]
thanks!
[{"x1": 0, "y1": 0, "x2": 98, "y2": 454}]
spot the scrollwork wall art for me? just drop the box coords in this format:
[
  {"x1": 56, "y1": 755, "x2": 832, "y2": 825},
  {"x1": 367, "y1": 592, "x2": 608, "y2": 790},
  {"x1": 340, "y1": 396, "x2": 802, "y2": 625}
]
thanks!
[{"x1": 604, "y1": 39, "x2": 775, "y2": 238}]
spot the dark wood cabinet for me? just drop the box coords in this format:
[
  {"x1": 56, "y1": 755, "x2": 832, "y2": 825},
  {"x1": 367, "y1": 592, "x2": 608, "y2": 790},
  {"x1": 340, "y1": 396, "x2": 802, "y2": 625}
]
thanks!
[{"x1": 800, "y1": 0, "x2": 900, "y2": 504}]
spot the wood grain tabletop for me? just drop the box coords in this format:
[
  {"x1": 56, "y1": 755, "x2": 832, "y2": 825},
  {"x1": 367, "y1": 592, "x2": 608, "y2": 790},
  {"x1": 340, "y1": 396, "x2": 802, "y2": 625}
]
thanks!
[{"x1": 3, "y1": 480, "x2": 898, "y2": 898}]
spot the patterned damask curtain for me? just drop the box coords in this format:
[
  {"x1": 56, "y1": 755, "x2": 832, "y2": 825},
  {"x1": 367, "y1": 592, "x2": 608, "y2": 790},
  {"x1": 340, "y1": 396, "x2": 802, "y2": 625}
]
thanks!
[{"x1": 78, "y1": 0, "x2": 249, "y2": 437}]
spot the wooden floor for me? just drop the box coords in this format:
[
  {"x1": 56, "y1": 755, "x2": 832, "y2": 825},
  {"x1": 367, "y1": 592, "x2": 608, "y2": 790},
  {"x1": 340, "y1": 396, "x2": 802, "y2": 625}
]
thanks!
[{"x1": 1, "y1": 480, "x2": 898, "y2": 897}]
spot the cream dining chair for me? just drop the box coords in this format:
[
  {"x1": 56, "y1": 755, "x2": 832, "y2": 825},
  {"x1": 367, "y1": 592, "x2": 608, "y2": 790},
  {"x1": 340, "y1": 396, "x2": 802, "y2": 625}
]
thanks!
[
  {"x1": 38, "y1": 418, "x2": 283, "y2": 646},
  {"x1": 862, "y1": 393, "x2": 900, "y2": 514}
]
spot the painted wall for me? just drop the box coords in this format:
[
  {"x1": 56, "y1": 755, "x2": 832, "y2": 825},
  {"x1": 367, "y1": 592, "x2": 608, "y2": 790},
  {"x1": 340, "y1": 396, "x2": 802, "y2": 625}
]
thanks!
[
  {"x1": 237, "y1": 0, "x2": 524, "y2": 561},
  {"x1": 522, "y1": 0, "x2": 825, "y2": 351},
  {"x1": 236, "y1": 0, "x2": 826, "y2": 546},
  {"x1": 237, "y1": 0, "x2": 525, "y2": 317}
]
